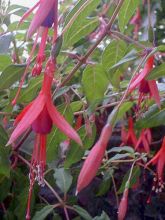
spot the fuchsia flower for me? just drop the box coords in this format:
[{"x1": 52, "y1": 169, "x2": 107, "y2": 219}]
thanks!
[
  {"x1": 118, "y1": 188, "x2": 129, "y2": 220},
  {"x1": 13, "y1": 0, "x2": 58, "y2": 105},
  {"x1": 76, "y1": 124, "x2": 112, "y2": 193},
  {"x1": 129, "y1": 56, "x2": 161, "y2": 107},
  {"x1": 121, "y1": 117, "x2": 137, "y2": 147},
  {"x1": 135, "y1": 129, "x2": 152, "y2": 153},
  {"x1": 146, "y1": 137, "x2": 165, "y2": 180},
  {"x1": 19, "y1": 0, "x2": 58, "y2": 76},
  {"x1": 7, "y1": 58, "x2": 82, "y2": 220}
]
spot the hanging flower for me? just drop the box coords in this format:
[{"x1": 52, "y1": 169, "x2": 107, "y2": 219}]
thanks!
[
  {"x1": 7, "y1": 58, "x2": 82, "y2": 219},
  {"x1": 76, "y1": 124, "x2": 112, "y2": 194},
  {"x1": 118, "y1": 188, "x2": 129, "y2": 220},
  {"x1": 121, "y1": 117, "x2": 137, "y2": 147},
  {"x1": 146, "y1": 137, "x2": 165, "y2": 180},
  {"x1": 129, "y1": 56, "x2": 161, "y2": 107},
  {"x1": 135, "y1": 129, "x2": 152, "y2": 153},
  {"x1": 19, "y1": 0, "x2": 58, "y2": 76},
  {"x1": 12, "y1": 0, "x2": 58, "y2": 105}
]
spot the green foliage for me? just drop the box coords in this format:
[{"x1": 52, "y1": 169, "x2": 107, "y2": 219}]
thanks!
[
  {"x1": 0, "y1": 1, "x2": 165, "y2": 219},
  {"x1": 118, "y1": 0, "x2": 141, "y2": 32},
  {"x1": 54, "y1": 168, "x2": 73, "y2": 193},
  {"x1": 82, "y1": 64, "x2": 109, "y2": 104}
]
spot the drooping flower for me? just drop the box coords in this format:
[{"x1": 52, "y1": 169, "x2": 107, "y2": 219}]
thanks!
[
  {"x1": 7, "y1": 58, "x2": 82, "y2": 219},
  {"x1": 135, "y1": 129, "x2": 152, "y2": 153},
  {"x1": 12, "y1": 0, "x2": 58, "y2": 105},
  {"x1": 129, "y1": 56, "x2": 161, "y2": 107},
  {"x1": 8, "y1": 59, "x2": 82, "y2": 147},
  {"x1": 118, "y1": 188, "x2": 129, "y2": 220},
  {"x1": 146, "y1": 136, "x2": 165, "y2": 180},
  {"x1": 121, "y1": 117, "x2": 137, "y2": 147},
  {"x1": 19, "y1": 0, "x2": 58, "y2": 76},
  {"x1": 76, "y1": 124, "x2": 112, "y2": 194}
]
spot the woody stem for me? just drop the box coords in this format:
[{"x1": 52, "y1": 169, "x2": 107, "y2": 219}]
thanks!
[{"x1": 57, "y1": 0, "x2": 125, "y2": 89}]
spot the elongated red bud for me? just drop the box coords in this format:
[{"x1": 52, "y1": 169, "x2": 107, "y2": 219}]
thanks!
[
  {"x1": 76, "y1": 124, "x2": 112, "y2": 193},
  {"x1": 118, "y1": 188, "x2": 129, "y2": 220}
]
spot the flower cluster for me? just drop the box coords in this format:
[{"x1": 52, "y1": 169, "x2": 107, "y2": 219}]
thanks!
[{"x1": 8, "y1": 1, "x2": 82, "y2": 219}]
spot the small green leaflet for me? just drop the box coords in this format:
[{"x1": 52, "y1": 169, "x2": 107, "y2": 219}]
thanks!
[
  {"x1": 147, "y1": 63, "x2": 165, "y2": 80},
  {"x1": 54, "y1": 168, "x2": 73, "y2": 193},
  {"x1": 82, "y1": 64, "x2": 109, "y2": 104},
  {"x1": 118, "y1": 0, "x2": 140, "y2": 33},
  {"x1": 32, "y1": 205, "x2": 54, "y2": 220},
  {"x1": 0, "y1": 64, "x2": 26, "y2": 90}
]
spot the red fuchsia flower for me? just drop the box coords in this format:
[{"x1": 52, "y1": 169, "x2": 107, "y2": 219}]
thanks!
[
  {"x1": 7, "y1": 58, "x2": 82, "y2": 220},
  {"x1": 129, "y1": 56, "x2": 161, "y2": 108},
  {"x1": 12, "y1": 0, "x2": 59, "y2": 106},
  {"x1": 76, "y1": 124, "x2": 112, "y2": 194},
  {"x1": 146, "y1": 137, "x2": 165, "y2": 181},
  {"x1": 135, "y1": 129, "x2": 152, "y2": 153},
  {"x1": 118, "y1": 188, "x2": 129, "y2": 220},
  {"x1": 19, "y1": 0, "x2": 58, "y2": 76},
  {"x1": 121, "y1": 117, "x2": 137, "y2": 147}
]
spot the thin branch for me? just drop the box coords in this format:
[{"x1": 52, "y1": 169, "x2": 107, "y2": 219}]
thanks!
[
  {"x1": 56, "y1": 0, "x2": 125, "y2": 90},
  {"x1": 110, "y1": 30, "x2": 146, "y2": 49}
]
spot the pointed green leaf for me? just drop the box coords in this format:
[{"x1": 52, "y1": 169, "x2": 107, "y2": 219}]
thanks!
[
  {"x1": 32, "y1": 205, "x2": 54, "y2": 220},
  {"x1": 147, "y1": 63, "x2": 165, "y2": 80},
  {"x1": 118, "y1": 0, "x2": 140, "y2": 33},
  {"x1": 73, "y1": 205, "x2": 93, "y2": 220},
  {"x1": 54, "y1": 168, "x2": 73, "y2": 193},
  {"x1": 0, "y1": 64, "x2": 26, "y2": 90},
  {"x1": 82, "y1": 65, "x2": 109, "y2": 104}
]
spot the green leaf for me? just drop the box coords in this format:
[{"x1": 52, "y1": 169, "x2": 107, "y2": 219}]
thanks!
[
  {"x1": 73, "y1": 205, "x2": 93, "y2": 220},
  {"x1": 136, "y1": 100, "x2": 165, "y2": 129},
  {"x1": 0, "y1": 55, "x2": 12, "y2": 71},
  {"x1": 108, "y1": 146, "x2": 134, "y2": 154},
  {"x1": 146, "y1": 63, "x2": 165, "y2": 80},
  {"x1": 0, "y1": 178, "x2": 11, "y2": 202},
  {"x1": 96, "y1": 169, "x2": 112, "y2": 196},
  {"x1": 157, "y1": 45, "x2": 165, "y2": 52},
  {"x1": 109, "y1": 153, "x2": 133, "y2": 161},
  {"x1": 70, "y1": 101, "x2": 83, "y2": 112},
  {"x1": 0, "y1": 64, "x2": 26, "y2": 90},
  {"x1": 107, "y1": 102, "x2": 133, "y2": 126},
  {"x1": 110, "y1": 49, "x2": 138, "y2": 70},
  {"x1": 93, "y1": 211, "x2": 110, "y2": 220},
  {"x1": 118, "y1": 166, "x2": 141, "y2": 194},
  {"x1": 82, "y1": 65, "x2": 109, "y2": 104},
  {"x1": 117, "y1": 102, "x2": 134, "y2": 121},
  {"x1": 102, "y1": 40, "x2": 127, "y2": 71},
  {"x1": 32, "y1": 205, "x2": 54, "y2": 220},
  {"x1": 54, "y1": 168, "x2": 73, "y2": 193},
  {"x1": 0, "y1": 125, "x2": 8, "y2": 146},
  {"x1": 63, "y1": 0, "x2": 100, "y2": 47},
  {"x1": 0, "y1": 141, "x2": 10, "y2": 177},
  {"x1": 118, "y1": 0, "x2": 140, "y2": 33},
  {"x1": 64, "y1": 125, "x2": 96, "y2": 168}
]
